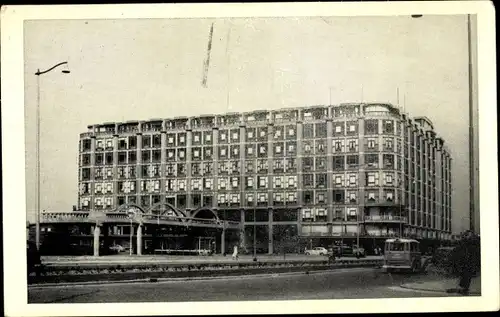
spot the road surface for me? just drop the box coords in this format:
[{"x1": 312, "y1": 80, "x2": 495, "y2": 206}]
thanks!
[{"x1": 29, "y1": 267, "x2": 457, "y2": 303}]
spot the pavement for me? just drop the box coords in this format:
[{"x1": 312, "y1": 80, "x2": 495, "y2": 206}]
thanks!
[
  {"x1": 28, "y1": 267, "x2": 454, "y2": 303},
  {"x1": 401, "y1": 275, "x2": 481, "y2": 295},
  {"x1": 41, "y1": 254, "x2": 383, "y2": 265}
]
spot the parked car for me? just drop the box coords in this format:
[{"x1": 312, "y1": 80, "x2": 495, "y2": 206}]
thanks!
[
  {"x1": 109, "y1": 244, "x2": 126, "y2": 253},
  {"x1": 331, "y1": 245, "x2": 366, "y2": 258},
  {"x1": 305, "y1": 247, "x2": 328, "y2": 256}
]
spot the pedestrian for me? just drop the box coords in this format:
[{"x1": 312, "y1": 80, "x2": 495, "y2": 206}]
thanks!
[
  {"x1": 374, "y1": 247, "x2": 379, "y2": 256},
  {"x1": 448, "y1": 231, "x2": 479, "y2": 295},
  {"x1": 232, "y1": 245, "x2": 239, "y2": 260}
]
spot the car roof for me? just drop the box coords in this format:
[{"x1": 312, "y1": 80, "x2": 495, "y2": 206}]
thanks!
[{"x1": 385, "y1": 238, "x2": 420, "y2": 243}]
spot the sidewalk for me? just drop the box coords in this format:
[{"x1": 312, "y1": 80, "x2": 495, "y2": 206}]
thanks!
[{"x1": 401, "y1": 275, "x2": 481, "y2": 296}]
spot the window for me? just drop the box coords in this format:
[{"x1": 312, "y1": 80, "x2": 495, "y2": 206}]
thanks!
[
  {"x1": 218, "y1": 178, "x2": 227, "y2": 190},
  {"x1": 347, "y1": 121, "x2": 357, "y2": 134},
  {"x1": 316, "y1": 192, "x2": 326, "y2": 203},
  {"x1": 366, "y1": 172, "x2": 378, "y2": 186},
  {"x1": 246, "y1": 161, "x2": 254, "y2": 173},
  {"x1": 259, "y1": 144, "x2": 267, "y2": 155},
  {"x1": 303, "y1": 174, "x2": 314, "y2": 187},
  {"x1": 193, "y1": 148, "x2": 201, "y2": 159},
  {"x1": 334, "y1": 141, "x2": 343, "y2": 152},
  {"x1": 348, "y1": 192, "x2": 357, "y2": 203},
  {"x1": 258, "y1": 176, "x2": 267, "y2": 188},
  {"x1": 287, "y1": 176, "x2": 297, "y2": 188},
  {"x1": 346, "y1": 140, "x2": 357, "y2": 152},
  {"x1": 316, "y1": 157, "x2": 326, "y2": 170},
  {"x1": 220, "y1": 147, "x2": 227, "y2": 157},
  {"x1": 246, "y1": 177, "x2": 254, "y2": 188},
  {"x1": 346, "y1": 155, "x2": 358, "y2": 168},
  {"x1": 348, "y1": 175, "x2": 357, "y2": 186},
  {"x1": 383, "y1": 120, "x2": 394, "y2": 134},
  {"x1": 365, "y1": 119, "x2": 379, "y2": 134},
  {"x1": 315, "y1": 123, "x2": 327, "y2": 138},
  {"x1": 367, "y1": 139, "x2": 376, "y2": 149},
  {"x1": 247, "y1": 146, "x2": 254, "y2": 155},
  {"x1": 303, "y1": 124, "x2": 314, "y2": 139},
  {"x1": 194, "y1": 134, "x2": 201, "y2": 143},
  {"x1": 316, "y1": 174, "x2": 327, "y2": 188},
  {"x1": 247, "y1": 130, "x2": 254, "y2": 139},
  {"x1": 316, "y1": 141, "x2": 326, "y2": 154},
  {"x1": 365, "y1": 154, "x2": 379, "y2": 168},
  {"x1": 333, "y1": 156, "x2": 345, "y2": 170},
  {"x1": 231, "y1": 177, "x2": 239, "y2": 189},
  {"x1": 383, "y1": 154, "x2": 394, "y2": 169},
  {"x1": 274, "y1": 176, "x2": 282, "y2": 188},
  {"x1": 384, "y1": 138, "x2": 394, "y2": 150},
  {"x1": 333, "y1": 190, "x2": 344, "y2": 203},
  {"x1": 333, "y1": 123, "x2": 344, "y2": 135},
  {"x1": 335, "y1": 175, "x2": 343, "y2": 186},
  {"x1": 303, "y1": 157, "x2": 313, "y2": 170}
]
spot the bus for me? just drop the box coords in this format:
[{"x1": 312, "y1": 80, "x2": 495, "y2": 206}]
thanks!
[{"x1": 382, "y1": 238, "x2": 422, "y2": 273}]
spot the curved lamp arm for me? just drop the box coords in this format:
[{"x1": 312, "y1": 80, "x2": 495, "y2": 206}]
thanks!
[{"x1": 35, "y1": 61, "x2": 70, "y2": 76}]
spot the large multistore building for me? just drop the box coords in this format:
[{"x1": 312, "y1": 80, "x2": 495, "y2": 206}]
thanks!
[{"x1": 76, "y1": 103, "x2": 452, "y2": 254}]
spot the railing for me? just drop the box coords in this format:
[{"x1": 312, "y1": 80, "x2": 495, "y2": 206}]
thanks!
[
  {"x1": 40, "y1": 212, "x2": 90, "y2": 222},
  {"x1": 364, "y1": 215, "x2": 407, "y2": 222},
  {"x1": 40, "y1": 211, "x2": 242, "y2": 228}
]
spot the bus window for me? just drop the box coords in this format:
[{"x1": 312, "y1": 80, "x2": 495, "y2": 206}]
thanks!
[{"x1": 390, "y1": 242, "x2": 405, "y2": 251}]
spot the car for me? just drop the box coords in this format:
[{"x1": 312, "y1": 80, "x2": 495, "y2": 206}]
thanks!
[
  {"x1": 305, "y1": 247, "x2": 328, "y2": 256},
  {"x1": 109, "y1": 244, "x2": 125, "y2": 253},
  {"x1": 331, "y1": 245, "x2": 366, "y2": 258}
]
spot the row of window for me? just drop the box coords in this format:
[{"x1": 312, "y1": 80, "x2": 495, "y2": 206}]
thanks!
[
  {"x1": 81, "y1": 118, "x2": 430, "y2": 152},
  {"x1": 81, "y1": 170, "x2": 400, "y2": 193}
]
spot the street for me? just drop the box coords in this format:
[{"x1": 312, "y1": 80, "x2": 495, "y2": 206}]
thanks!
[{"x1": 28, "y1": 267, "x2": 456, "y2": 303}]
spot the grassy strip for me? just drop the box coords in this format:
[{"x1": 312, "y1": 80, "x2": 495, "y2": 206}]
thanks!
[{"x1": 29, "y1": 261, "x2": 381, "y2": 285}]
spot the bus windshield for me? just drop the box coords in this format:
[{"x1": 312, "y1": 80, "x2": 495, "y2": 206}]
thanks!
[{"x1": 387, "y1": 242, "x2": 405, "y2": 251}]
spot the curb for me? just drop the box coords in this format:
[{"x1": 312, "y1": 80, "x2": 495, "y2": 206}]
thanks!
[
  {"x1": 399, "y1": 283, "x2": 481, "y2": 296},
  {"x1": 29, "y1": 267, "x2": 372, "y2": 288}
]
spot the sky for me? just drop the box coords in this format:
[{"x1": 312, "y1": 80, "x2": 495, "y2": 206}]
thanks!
[{"x1": 23, "y1": 15, "x2": 472, "y2": 233}]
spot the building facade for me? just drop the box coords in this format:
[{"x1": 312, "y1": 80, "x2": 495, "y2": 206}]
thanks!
[{"x1": 77, "y1": 103, "x2": 452, "y2": 254}]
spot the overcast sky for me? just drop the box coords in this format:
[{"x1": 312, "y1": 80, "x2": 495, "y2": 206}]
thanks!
[{"x1": 24, "y1": 15, "x2": 472, "y2": 233}]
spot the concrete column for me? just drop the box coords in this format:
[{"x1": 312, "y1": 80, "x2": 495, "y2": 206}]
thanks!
[
  {"x1": 267, "y1": 122, "x2": 274, "y2": 207},
  {"x1": 240, "y1": 209, "x2": 246, "y2": 250},
  {"x1": 113, "y1": 129, "x2": 119, "y2": 209},
  {"x1": 326, "y1": 116, "x2": 333, "y2": 234},
  {"x1": 160, "y1": 125, "x2": 167, "y2": 205},
  {"x1": 93, "y1": 223, "x2": 101, "y2": 256},
  {"x1": 136, "y1": 224, "x2": 143, "y2": 255},
  {"x1": 296, "y1": 117, "x2": 304, "y2": 238},
  {"x1": 239, "y1": 123, "x2": 246, "y2": 210},
  {"x1": 220, "y1": 228, "x2": 225, "y2": 255},
  {"x1": 268, "y1": 209, "x2": 273, "y2": 254},
  {"x1": 136, "y1": 124, "x2": 143, "y2": 204},
  {"x1": 212, "y1": 127, "x2": 219, "y2": 209},
  {"x1": 357, "y1": 118, "x2": 365, "y2": 243},
  {"x1": 90, "y1": 136, "x2": 96, "y2": 211},
  {"x1": 186, "y1": 126, "x2": 193, "y2": 211}
]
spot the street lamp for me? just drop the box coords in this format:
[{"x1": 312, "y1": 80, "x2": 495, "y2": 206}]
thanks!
[
  {"x1": 127, "y1": 209, "x2": 136, "y2": 256},
  {"x1": 411, "y1": 14, "x2": 475, "y2": 233},
  {"x1": 34, "y1": 61, "x2": 70, "y2": 251}
]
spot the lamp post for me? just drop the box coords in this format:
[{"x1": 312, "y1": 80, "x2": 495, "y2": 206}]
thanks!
[
  {"x1": 34, "y1": 61, "x2": 70, "y2": 251},
  {"x1": 127, "y1": 209, "x2": 136, "y2": 256},
  {"x1": 253, "y1": 207, "x2": 257, "y2": 261},
  {"x1": 411, "y1": 14, "x2": 475, "y2": 233}
]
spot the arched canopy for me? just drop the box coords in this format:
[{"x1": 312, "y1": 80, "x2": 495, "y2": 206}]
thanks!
[
  {"x1": 147, "y1": 202, "x2": 187, "y2": 218},
  {"x1": 115, "y1": 203, "x2": 147, "y2": 214},
  {"x1": 190, "y1": 207, "x2": 219, "y2": 221}
]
